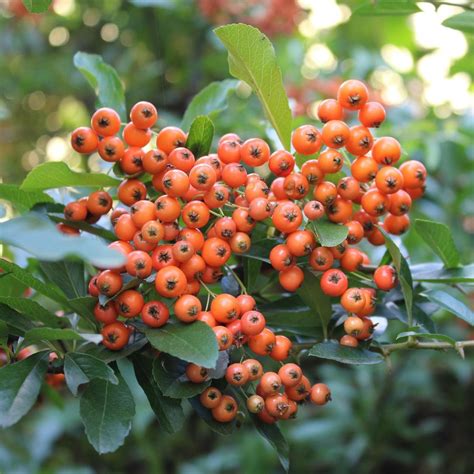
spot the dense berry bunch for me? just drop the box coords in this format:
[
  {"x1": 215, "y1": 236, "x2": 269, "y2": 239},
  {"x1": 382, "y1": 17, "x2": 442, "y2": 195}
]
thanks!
[{"x1": 67, "y1": 79, "x2": 426, "y2": 424}]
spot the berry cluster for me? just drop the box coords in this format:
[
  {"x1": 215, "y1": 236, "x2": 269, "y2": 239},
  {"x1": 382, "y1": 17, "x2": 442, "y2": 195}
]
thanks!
[{"x1": 66, "y1": 79, "x2": 426, "y2": 424}]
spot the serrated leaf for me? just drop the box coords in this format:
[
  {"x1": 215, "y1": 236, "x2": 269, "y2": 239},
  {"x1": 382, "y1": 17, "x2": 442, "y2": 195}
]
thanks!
[
  {"x1": 297, "y1": 270, "x2": 332, "y2": 339},
  {"x1": 185, "y1": 115, "x2": 215, "y2": 157},
  {"x1": 0, "y1": 259, "x2": 67, "y2": 304},
  {"x1": 422, "y1": 290, "x2": 474, "y2": 326},
  {"x1": 0, "y1": 184, "x2": 53, "y2": 212},
  {"x1": 80, "y1": 373, "x2": 135, "y2": 453},
  {"x1": 215, "y1": 24, "x2": 292, "y2": 149},
  {"x1": 132, "y1": 354, "x2": 184, "y2": 434},
  {"x1": 21, "y1": 162, "x2": 121, "y2": 192},
  {"x1": 307, "y1": 219, "x2": 348, "y2": 247},
  {"x1": 73, "y1": 52, "x2": 126, "y2": 120},
  {"x1": 309, "y1": 341, "x2": 384, "y2": 365},
  {"x1": 443, "y1": 11, "x2": 474, "y2": 34},
  {"x1": 0, "y1": 297, "x2": 61, "y2": 328},
  {"x1": 145, "y1": 322, "x2": 218, "y2": 368},
  {"x1": 354, "y1": 0, "x2": 421, "y2": 15},
  {"x1": 181, "y1": 79, "x2": 239, "y2": 130},
  {"x1": 64, "y1": 353, "x2": 118, "y2": 396},
  {"x1": 0, "y1": 350, "x2": 50, "y2": 427},
  {"x1": 0, "y1": 214, "x2": 125, "y2": 268},
  {"x1": 380, "y1": 229, "x2": 413, "y2": 324},
  {"x1": 414, "y1": 219, "x2": 460, "y2": 268},
  {"x1": 39, "y1": 261, "x2": 86, "y2": 299},
  {"x1": 153, "y1": 356, "x2": 210, "y2": 398},
  {"x1": 22, "y1": 0, "x2": 51, "y2": 13},
  {"x1": 396, "y1": 331, "x2": 456, "y2": 345}
]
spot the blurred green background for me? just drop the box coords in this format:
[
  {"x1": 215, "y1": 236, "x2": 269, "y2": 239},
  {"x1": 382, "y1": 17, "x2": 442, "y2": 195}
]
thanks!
[{"x1": 0, "y1": 0, "x2": 473, "y2": 473}]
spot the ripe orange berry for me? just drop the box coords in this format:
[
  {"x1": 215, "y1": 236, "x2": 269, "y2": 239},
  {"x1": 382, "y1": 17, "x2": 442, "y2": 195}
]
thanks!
[
  {"x1": 337, "y1": 79, "x2": 368, "y2": 110},
  {"x1": 358, "y1": 101, "x2": 386, "y2": 128},
  {"x1": 156, "y1": 126, "x2": 187, "y2": 154},
  {"x1": 279, "y1": 266, "x2": 304, "y2": 292},
  {"x1": 225, "y1": 363, "x2": 250, "y2": 386},
  {"x1": 292, "y1": 125, "x2": 323, "y2": 155},
  {"x1": 211, "y1": 293, "x2": 240, "y2": 323},
  {"x1": 372, "y1": 137, "x2": 401, "y2": 165},
  {"x1": 200, "y1": 387, "x2": 222, "y2": 409},
  {"x1": 71, "y1": 127, "x2": 98, "y2": 154},
  {"x1": 91, "y1": 107, "x2": 121, "y2": 136},
  {"x1": 155, "y1": 265, "x2": 187, "y2": 298},
  {"x1": 317, "y1": 98, "x2": 343, "y2": 123},
  {"x1": 240, "y1": 138, "x2": 270, "y2": 167},
  {"x1": 321, "y1": 120, "x2": 350, "y2": 149},
  {"x1": 211, "y1": 395, "x2": 238, "y2": 423},
  {"x1": 344, "y1": 316, "x2": 364, "y2": 336},
  {"x1": 340, "y1": 334, "x2": 359, "y2": 347},
  {"x1": 130, "y1": 101, "x2": 158, "y2": 129},
  {"x1": 101, "y1": 322, "x2": 130, "y2": 351},
  {"x1": 174, "y1": 294, "x2": 202, "y2": 323},
  {"x1": 310, "y1": 383, "x2": 331, "y2": 405}
]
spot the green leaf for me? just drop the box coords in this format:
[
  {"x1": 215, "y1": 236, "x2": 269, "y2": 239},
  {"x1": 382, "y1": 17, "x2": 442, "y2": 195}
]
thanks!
[
  {"x1": 307, "y1": 219, "x2": 348, "y2": 247},
  {"x1": 354, "y1": 0, "x2": 421, "y2": 15},
  {"x1": 64, "y1": 353, "x2": 118, "y2": 396},
  {"x1": 22, "y1": 0, "x2": 51, "y2": 13},
  {"x1": 73, "y1": 52, "x2": 126, "y2": 120},
  {"x1": 0, "y1": 350, "x2": 50, "y2": 427},
  {"x1": 145, "y1": 321, "x2": 218, "y2": 368},
  {"x1": 0, "y1": 297, "x2": 61, "y2": 328},
  {"x1": 443, "y1": 11, "x2": 474, "y2": 34},
  {"x1": 411, "y1": 263, "x2": 474, "y2": 283},
  {"x1": 243, "y1": 256, "x2": 262, "y2": 291},
  {"x1": 422, "y1": 290, "x2": 474, "y2": 326},
  {"x1": 152, "y1": 356, "x2": 210, "y2": 399},
  {"x1": 0, "y1": 184, "x2": 53, "y2": 212},
  {"x1": 396, "y1": 331, "x2": 456, "y2": 346},
  {"x1": 0, "y1": 320, "x2": 8, "y2": 348},
  {"x1": 80, "y1": 336, "x2": 148, "y2": 364},
  {"x1": 39, "y1": 261, "x2": 86, "y2": 299},
  {"x1": 181, "y1": 79, "x2": 239, "y2": 130},
  {"x1": 414, "y1": 219, "x2": 460, "y2": 268},
  {"x1": 132, "y1": 354, "x2": 184, "y2": 434},
  {"x1": 0, "y1": 304, "x2": 35, "y2": 335},
  {"x1": 309, "y1": 341, "x2": 384, "y2": 365},
  {"x1": 23, "y1": 328, "x2": 101, "y2": 344},
  {"x1": 68, "y1": 296, "x2": 98, "y2": 325},
  {"x1": 260, "y1": 299, "x2": 323, "y2": 337},
  {"x1": 188, "y1": 397, "x2": 236, "y2": 435},
  {"x1": 380, "y1": 229, "x2": 413, "y2": 323},
  {"x1": 297, "y1": 270, "x2": 332, "y2": 339},
  {"x1": 0, "y1": 214, "x2": 125, "y2": 268},
  {"x1": 80, "y1": 373, "x2": 135, "y2": 454},
  {"x1": 214, "y1": 24, "x2": 292, "y2": 149},
  {"x1": 253, "y1": 419, "x2": 290, "y2": 473},
  {"x1": 0, "y1": 259, "x2": 67, "y2": 304},
  {"x1": 185, "y1": 115, "x2": 215, "y2": 157},
  {"x1": 21, "y1": 162, "x2": 121, "y2": 191}
]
